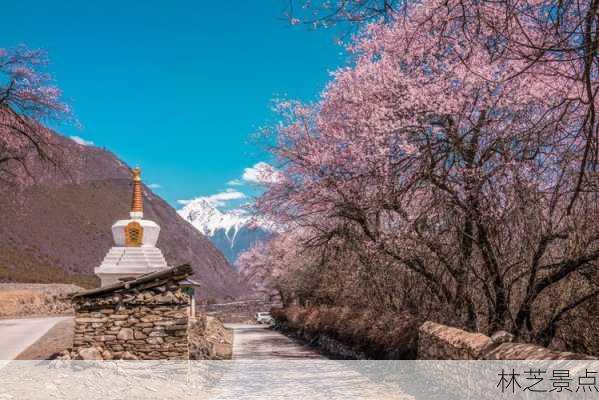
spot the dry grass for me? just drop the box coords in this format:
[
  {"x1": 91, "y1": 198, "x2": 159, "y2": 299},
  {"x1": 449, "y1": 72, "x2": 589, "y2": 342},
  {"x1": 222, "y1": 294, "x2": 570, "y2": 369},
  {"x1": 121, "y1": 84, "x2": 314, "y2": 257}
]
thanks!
[{"x1": 0, "y1": 284, "x2": 80, "y2": 318}]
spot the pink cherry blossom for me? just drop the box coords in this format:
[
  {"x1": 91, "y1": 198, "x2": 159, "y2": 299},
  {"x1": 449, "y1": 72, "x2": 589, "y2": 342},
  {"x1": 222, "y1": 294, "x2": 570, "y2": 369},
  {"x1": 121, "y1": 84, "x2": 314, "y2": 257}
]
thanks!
[
  {"x1": 252, "y1": 0, "x2": 599, "y2": 345},
  {"x1": 1, "y1": 45, "x2": 71, "y2": 183}
]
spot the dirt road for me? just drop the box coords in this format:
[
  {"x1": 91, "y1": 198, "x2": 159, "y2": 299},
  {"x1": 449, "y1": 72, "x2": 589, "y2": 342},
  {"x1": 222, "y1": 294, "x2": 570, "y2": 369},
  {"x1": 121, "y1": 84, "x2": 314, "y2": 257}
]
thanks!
[{"x1": 225, "y1": 323, "x2": 323, "y2": 360}]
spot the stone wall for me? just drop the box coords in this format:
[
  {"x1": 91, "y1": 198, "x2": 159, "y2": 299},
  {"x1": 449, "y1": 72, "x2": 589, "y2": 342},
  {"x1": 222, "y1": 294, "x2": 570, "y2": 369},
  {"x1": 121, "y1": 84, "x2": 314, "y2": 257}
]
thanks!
[
  {"x1": 72, "y1": 286, "x2": 190, "y2": 360},
  {"x1": 418, "y1": 321, "x2": 493, "y2": 360},
  {"x1": 188, "y1": 315, "x2": 233, "y2": 360},
  {"x1": 199, "y1": 299, "x2": 281, "y2": 323},
  {"x1": 484, "y1": 342, "x2": 596, "y2": 360},
  {"x1": 418, "y1": 321, "x2": 595, "y2": 360},
  {"x1": 414, "y1": 321, "x2": 598, "y2": 399}
]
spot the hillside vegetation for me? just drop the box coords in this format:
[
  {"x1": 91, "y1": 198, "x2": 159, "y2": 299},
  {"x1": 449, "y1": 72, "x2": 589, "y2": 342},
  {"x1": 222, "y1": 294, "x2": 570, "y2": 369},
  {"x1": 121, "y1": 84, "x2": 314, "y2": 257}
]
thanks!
[{"x1": 0, "y1": 110, "x2": 248, "y2": 300}]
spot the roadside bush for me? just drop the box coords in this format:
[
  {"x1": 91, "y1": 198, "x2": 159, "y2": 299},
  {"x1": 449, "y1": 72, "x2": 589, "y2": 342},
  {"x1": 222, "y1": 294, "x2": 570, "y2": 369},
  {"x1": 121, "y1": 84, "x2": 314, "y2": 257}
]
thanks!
[{"x1": 272, "y1": 306, "x2": 419, "y2": 359}]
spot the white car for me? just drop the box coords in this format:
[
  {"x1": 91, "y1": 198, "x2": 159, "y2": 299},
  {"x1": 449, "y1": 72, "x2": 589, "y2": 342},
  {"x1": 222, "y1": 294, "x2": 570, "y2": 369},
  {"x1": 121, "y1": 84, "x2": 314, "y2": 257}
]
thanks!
[{"x1": 255, "y1": 312, "x2": 274, "y2": 324}]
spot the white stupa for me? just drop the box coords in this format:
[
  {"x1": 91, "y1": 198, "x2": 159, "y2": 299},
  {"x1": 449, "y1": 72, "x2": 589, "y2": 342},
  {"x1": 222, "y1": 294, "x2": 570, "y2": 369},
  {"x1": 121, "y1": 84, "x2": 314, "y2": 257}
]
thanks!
[{"x1": 94, "y1": 167, "x2": 169, "y2": 286}]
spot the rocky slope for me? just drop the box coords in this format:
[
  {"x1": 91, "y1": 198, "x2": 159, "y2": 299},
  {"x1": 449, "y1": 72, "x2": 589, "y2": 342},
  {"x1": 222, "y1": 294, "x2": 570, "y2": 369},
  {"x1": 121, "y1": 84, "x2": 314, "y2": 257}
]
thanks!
[
  {"x1": 0, "y1": 113, "x2": 246, "y2": 300},
  {"x1": 0, "y1": 283, "x2": 80, "y2": 318}
]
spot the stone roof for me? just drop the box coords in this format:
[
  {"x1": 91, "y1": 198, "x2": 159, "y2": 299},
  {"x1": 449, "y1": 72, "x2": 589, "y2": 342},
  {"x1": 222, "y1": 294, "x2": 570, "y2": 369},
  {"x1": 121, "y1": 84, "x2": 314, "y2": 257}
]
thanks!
[{"x1": 73, "y1": 264, "x2": 193, "y2": 299}]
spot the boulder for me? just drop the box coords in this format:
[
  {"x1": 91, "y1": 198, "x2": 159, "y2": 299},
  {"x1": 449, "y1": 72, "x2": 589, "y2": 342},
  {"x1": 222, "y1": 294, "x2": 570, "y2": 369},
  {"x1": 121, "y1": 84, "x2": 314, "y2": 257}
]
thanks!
[{"x1": 78, "y1": 347, "x2": 103, "y2": 360}]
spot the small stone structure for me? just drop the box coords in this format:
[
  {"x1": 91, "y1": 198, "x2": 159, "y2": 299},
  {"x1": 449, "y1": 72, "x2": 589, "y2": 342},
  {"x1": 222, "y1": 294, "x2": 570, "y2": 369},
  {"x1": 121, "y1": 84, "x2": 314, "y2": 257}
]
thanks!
[
  {"x1": 418, "y1": 321, "x2": 596, "y2": 360},
  {"x1": 71, "y1": 264, "x2": 193, "y2": 360}
]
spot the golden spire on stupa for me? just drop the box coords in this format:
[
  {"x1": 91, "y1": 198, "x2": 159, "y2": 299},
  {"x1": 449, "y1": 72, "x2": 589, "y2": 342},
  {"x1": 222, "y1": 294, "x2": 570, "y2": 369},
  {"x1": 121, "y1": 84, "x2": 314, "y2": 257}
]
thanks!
[{"x1": 131, "y1": 167, "x2": 143, "y2": 216}]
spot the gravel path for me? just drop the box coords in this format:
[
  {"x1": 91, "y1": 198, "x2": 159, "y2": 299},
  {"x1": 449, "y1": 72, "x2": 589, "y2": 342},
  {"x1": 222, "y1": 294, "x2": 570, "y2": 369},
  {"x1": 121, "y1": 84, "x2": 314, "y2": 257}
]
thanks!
[{"x1": 225, "y1": 323, "x2": 323, "y2": 360}]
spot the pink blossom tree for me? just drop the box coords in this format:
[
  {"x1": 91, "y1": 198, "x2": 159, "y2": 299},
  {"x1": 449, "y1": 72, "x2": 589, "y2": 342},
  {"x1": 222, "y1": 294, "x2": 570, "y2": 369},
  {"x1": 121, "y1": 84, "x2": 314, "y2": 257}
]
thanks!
[
  {"x1": 237, "y1": 231, "x2": 325, "y2": 305},
  {"x1": 259, "y1": 0, "x2": 599, "y2": 346},
  {"x1": 0, "y1": 46, "x2": 71, "y2": 183},
  {"x1": 286, "y1": 0, "x2": 599, "y2": 207},
  {"x1": 237, "y1": 241, "x2": 274, "y2": 298},
  {"x1": 283, "y1": 0, "x2": 399, "y2": 28}
]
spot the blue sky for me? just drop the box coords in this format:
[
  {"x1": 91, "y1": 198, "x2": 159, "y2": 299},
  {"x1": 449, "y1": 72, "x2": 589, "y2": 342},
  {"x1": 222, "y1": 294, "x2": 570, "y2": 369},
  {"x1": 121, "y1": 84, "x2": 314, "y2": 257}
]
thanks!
[{"x1": 1, "y1": 1, "x2": 345, "y2": 209}]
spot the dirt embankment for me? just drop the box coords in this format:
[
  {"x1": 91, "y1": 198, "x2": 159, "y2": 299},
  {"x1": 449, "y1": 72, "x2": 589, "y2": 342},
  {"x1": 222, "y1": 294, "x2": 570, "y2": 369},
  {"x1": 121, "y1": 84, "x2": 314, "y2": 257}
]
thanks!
[
  {"x1": 0, "y1": 283, "x2": 81, "y2": 318},
  {"x1": 272, "y1": 306, "x2": 419, "y2": 359}
]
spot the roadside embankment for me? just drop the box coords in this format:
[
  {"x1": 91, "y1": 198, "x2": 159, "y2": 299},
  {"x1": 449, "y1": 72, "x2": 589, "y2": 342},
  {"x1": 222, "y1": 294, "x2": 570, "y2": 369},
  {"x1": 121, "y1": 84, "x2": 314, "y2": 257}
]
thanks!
[
  {"x1": 272, "y1": 307, "x2": 597, "y2": 360},
  {"x1": 271, "y1": 306, "x2": 419, "y2": 359},
  {"x1": 0, "y1": 283, "x2": 81, "y2": 318}
]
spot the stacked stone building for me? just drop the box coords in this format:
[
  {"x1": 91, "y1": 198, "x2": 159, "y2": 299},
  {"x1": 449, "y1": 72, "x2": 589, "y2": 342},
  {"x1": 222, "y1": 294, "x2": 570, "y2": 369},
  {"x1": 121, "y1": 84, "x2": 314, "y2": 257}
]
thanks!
[
  {"x1": 72, "y1": 264, "x2": 193, "y2": 360},
  {"x1": 68, "y1": 168, "x2": 198, "y2": 360}
]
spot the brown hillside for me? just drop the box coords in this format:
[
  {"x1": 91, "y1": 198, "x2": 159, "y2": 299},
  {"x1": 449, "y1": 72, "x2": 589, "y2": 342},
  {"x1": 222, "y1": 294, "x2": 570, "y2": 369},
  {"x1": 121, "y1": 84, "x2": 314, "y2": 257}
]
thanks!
[{"x1": 0, "y1": 114, "x2": 247, "y2": 300}]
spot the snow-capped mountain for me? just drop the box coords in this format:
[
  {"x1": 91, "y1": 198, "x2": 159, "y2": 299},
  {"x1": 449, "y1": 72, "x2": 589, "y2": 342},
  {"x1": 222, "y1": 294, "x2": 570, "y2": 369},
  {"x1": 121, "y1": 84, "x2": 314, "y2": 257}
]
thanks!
[{"x1": 177, "y1": 198, "x2": 274, "y2": 266}]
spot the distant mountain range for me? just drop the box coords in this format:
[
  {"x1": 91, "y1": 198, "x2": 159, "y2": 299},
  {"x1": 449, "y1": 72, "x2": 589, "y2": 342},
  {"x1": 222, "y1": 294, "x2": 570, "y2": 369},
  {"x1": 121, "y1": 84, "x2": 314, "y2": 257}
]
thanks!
[
  {"x1": 177, "y1": 198, "x2": 274, "y2": 266},
  {"x1": 0, "y1": 110, "x2": 248, "y2": 300}
]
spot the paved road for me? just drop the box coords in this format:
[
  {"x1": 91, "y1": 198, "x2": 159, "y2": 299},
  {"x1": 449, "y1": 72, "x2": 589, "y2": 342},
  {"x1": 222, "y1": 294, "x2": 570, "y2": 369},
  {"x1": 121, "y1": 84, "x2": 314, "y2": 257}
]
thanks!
[
  {"x1": 216, "y1": 324, "x2": 412, "y2": 399},
  {"x1": 0, "y1": 317, "x2": 70, "y2": 360},
  {"x1": 225, "y1": 323, "x2": 323, "y2": 359}
]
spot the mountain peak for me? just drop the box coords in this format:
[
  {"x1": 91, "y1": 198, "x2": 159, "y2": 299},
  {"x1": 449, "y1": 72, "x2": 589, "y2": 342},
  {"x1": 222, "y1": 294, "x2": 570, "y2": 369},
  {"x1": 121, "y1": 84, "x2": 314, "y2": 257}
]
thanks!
[
  {"x1": 178, "y1": 198, "x2": 248, "y2": 238},
  {"x1": 177, "y1": 197, "x2": 274, "y2": 265}
]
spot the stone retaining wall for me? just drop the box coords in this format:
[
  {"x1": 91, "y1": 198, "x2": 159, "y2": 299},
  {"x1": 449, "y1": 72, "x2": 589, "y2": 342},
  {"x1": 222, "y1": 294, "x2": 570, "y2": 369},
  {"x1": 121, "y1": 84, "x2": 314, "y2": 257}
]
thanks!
[
  {"x1": 484, "y1": 342, "x2": 596, "y2": 360},
  {"x1": 72, "y1": 286, "x2": 190, "y2": 360},
  {"x1": 418, "y1": 321, "x2": 595, "y2": 360},
  {"x1": 418, "y1": 321, "x2": 492, "y2": 359}
]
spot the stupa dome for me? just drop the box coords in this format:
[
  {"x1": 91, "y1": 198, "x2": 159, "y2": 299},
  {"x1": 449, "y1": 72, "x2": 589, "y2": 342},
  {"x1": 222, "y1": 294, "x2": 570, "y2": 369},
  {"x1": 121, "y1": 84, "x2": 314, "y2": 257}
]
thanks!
[{"x1": 94, "y1": 167, "x2": 169, "y2": 286}]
